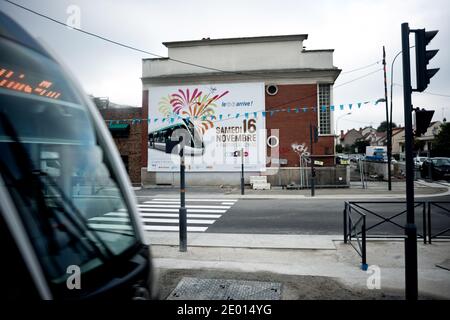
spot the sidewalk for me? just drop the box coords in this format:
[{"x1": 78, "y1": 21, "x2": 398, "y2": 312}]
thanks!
[
  {"x1": 137, "y1": 181, "x2": 450, "y2": 199},
  {"x1": 147, "y1": 232, "x2": 450, "y2": 300}
]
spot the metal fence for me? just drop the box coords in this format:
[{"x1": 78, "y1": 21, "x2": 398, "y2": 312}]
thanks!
[
  {"x1": 427, "y1": 202, "x2": 450, "y2": 244},
  {"x1": 343, "y1": 201, "x2": 450, "y2": 268}
]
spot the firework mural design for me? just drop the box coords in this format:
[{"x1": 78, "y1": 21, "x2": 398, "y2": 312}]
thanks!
[{"x1": 158, "y1": 88, "x2": 229, "y2": 134}]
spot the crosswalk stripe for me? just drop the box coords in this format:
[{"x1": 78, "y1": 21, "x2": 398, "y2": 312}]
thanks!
[
  {"x1": 138, "y1": 204, "x2": 231, "y2": 209},
  {"x1": 141, "y1": 218, "x2": 215, "y2": 224},
  {"x1": 88, "y1": 224, "x2": 133, "y2": 230},
  {"x1": 105, "y1": 212, "x2": 128, "y2": 217},
  {"x1": 143, "y1": 225, "x2": 207, "y2": 232},
  {"x1": 136, "y1": 208, "x2": 227, "y2": 213},
  {"x1": 89, "y1": 217, "x2": 130, "y2": 223},
  {"x1": 139, "y1": 213, "x2": 221, "y2": 219},
  {"x1": 150, "y1": 198, "x2": 237, "y2": 202},
  {"x1": 131, "y1": 198, "x2": 238, "y2": 233}
]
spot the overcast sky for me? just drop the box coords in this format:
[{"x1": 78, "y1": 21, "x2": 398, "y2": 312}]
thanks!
[{"x1": 1, "y1": 0, "x2": 449, "y2": 132}]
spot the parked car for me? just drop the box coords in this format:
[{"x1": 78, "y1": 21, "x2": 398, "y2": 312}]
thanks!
[
  {"x1": 420, "y1": 158, "x2": 450, "y2": 180},
  {"x1": 414, "y1": 156, "x2": 427, "y2": 168}
]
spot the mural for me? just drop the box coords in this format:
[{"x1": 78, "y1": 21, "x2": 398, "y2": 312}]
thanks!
[{"x1": 147, "y1": 82, "x2": 266, "y2": 172}]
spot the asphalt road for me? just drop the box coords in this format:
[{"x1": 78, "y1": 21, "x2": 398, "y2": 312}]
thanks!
[
  {"x1": 206, "y1": 195, "x2": 450, "y2": 236},
  {"x1": 136, "y1": 192, "x2": 450, "y2": 236}
]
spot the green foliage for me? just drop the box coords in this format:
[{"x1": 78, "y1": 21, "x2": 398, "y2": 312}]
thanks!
[
  {"x1": 377, "y1": 121, "x2": 397, "y2": 132},
  {"x1": 432, "y1": 123, "x2": 450, "y2": 157},
  {"x1": 352, "y1": 139, "x2": 370, "y2": 154}
]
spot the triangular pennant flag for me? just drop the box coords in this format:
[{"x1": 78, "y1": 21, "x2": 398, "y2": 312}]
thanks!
[
  {"x1": 201, "y1": 116, "x2": 206, "y2": 121},
  {"x1": 219, "y1": 114, "x2": 223, "y2": 120},
  {"x1": 162, "y1": 118, "x2": 166, "y2": 122},
  {"x1": 312, "y1": 107, "x2": 316, "y2": 112},
  {"x1": 295, "y1": 108, "x2": 299, "y2": 113},
  {"x1": 339, "y1": 105, "x2": 344, "y2": 110},
  {"x1": 262, "y1": 112, "x2": 266, "y2": 117},
  {"x1": 170, "y1": 118, "x2": 174, "y2": 123},
  {"x1": 235, "y1": 113, "x2": 240, "y2": 118},
  {"x1": 358, "y1": 103, "x2": 362, "y2": 108},
  {"x1": 287, "y1": 108, "x2": 291, "y2": 113},
  {"x1": 321, "y1": 105, "x2": 326, "y2": 112},
  {"x1": 245, "y1": 112, "x2": 249, "y2": 118},
  {"x1": 270, "y1": 111, "x2": 275, "y2": 116},
  {"x1": 302, "y1": 107, "x2": 307, "y2": 112},
  {"x1": 147, "y1": 117, "x2": 150, "y2": 123},
  {"x1": 254, "y1": 112, "x2": 258, "y2": 118},
  {"x1": 348, "y1": 104, "x2": 353, "y2": 110},
  {"x1": 330, "y1": 105, "x2": 335, "y2": 111},
  {"x1": 154, "y1": 118, "x2": 158, "y2": 122}
]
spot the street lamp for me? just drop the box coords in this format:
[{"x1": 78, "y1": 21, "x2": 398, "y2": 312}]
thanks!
[{"x1": 335, "y1": 112, "x2": 352, "y2": 147}]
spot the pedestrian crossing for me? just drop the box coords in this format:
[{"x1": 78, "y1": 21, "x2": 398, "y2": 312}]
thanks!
[{"x1": 87, "y1": 198, "x2": 237, "y2": 233}]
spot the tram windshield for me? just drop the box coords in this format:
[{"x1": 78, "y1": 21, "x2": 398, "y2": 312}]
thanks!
[{"x1": 0, "y1": 33, "x2": 138, "y2": 289}]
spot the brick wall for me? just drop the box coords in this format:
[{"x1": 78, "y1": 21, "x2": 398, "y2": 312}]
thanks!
[
  {"x1": 265, "y1": 84, "x2": 335, "y2": 166},
  {"x1": 99, "y1": 107, "x2": 143, "y2": 184}
]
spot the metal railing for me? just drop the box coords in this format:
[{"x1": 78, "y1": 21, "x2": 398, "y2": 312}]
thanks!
[
  {"x1": 427, "y1": 201, "x2": 450, "y2": 244},
  {"x1": 344, "y1": 200, "x2": 450, "y2": 267},
  {"x1": 343, "y1": 202, "x2": 367, "y2": 270},
  {"x1": 343, "y1": 201, "x2": 427, "y2": 268}
]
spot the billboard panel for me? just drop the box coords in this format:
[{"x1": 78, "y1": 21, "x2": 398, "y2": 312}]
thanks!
[{"x1": 148, "y1": 82, "x2": 266, "y2": 172}]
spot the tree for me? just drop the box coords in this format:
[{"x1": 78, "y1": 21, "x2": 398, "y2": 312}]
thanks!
[
  {"x1": 377, "y1": 121, "x2": 397, "y2": 132},
  {"x1": 335, "y1": 144, "x2": 343, "y2": 153},
  {"x1": 432, "y1": 123, "x2": 450, "y2": 157},
  {"x1": 352, "y1": 139, "x2": 370, "y2": 154}
]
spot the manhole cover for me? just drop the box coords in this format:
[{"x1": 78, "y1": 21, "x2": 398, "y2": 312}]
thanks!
[{"x1": 168, "y1": 277, "x2": 282, "y2": 300}]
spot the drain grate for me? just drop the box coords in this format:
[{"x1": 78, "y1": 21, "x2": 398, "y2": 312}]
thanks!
[{"x1": 168, "y1": 277, "x2": 282, "y2": 300}]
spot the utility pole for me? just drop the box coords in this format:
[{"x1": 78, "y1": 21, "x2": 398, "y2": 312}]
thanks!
[
  {"x1": 383, "y1": 46, "x2": 392, "y2": 191},
  {"x1": 179, "y1": 137, "x2": 187, "y2": 252},
  {"x1": 401, "y1": 22, "x2": 418, "y2": 300}
]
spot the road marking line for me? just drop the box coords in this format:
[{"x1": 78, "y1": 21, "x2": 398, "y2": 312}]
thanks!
[
  {"x1": 141, "y1": 218, "x2": 215, "y2": 224},
  {"x1": 136, "y1": 208, "x2": 227, "y2": 213},
  {"x1": 88, "y1": 224, "x2": 133, "y2": 230},
  {"x1": 143, "y1": 201, "x2": 235, "y2": 205},
  {"x1": 105, "y1": 212, "x2": 128, "y2": 217},
  {"x1": 149, "y1": 198, "x2": 237, "y2": 202},
  {"x1": 89, "y1": 217, "x2": 130, "y2": 223},
  {"x1": 138, "y1": 204, "x2": 231, "y2": 209},
  {"x1": 139, "y1": 213, "x2": 221, "y2": 219},
  {"x1": 143, "y1": 225, "x2": 207, "y2": 232}
]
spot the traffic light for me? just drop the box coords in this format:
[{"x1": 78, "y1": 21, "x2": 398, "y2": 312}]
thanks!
[
  {"x1": 413, "y1": 108, "x2": 434, "y2": 136},
  {"x1": 414, "y1": 29, "x2": 439, "y2": 92}
]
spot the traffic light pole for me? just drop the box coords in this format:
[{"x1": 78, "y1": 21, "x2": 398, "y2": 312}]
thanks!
[
  {"x1": 179, "y1": 137, "x2": 187, "y2": 252},
  {"x1": 241, "y1": 148, "x2": 245, "y2": 195},
  {"x1": 401, "y1": 22, "x2": 418, "y2": 301},
  {"x1": 309, "y1": 123, "x2": 315, "y2": 197}
]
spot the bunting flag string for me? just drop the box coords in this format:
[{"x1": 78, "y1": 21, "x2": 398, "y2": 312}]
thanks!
[{"x1": 104, "y1": 99, "x2": 382, "y2": 125}]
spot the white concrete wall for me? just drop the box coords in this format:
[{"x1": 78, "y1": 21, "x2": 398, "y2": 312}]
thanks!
[
  {"x1": 141, "y1": 169, "x2": 260, "y2": 186},
  {"x1": 143, "y1": 40, "x2": 335, "y2": 78}
]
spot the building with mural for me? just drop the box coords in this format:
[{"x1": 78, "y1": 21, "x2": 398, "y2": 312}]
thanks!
[{"x1": 141, "y1": 34, "x2": 341, "y2": 185}]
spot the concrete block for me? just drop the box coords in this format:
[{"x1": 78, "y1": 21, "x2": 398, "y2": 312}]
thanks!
[{"x1": 253, "y1": 182, "x2": 271, "y2": 190}]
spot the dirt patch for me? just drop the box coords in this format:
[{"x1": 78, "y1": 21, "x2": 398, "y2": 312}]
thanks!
[{"x1": 155, "y1": 268, "x2": 429, "y2": 300}]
